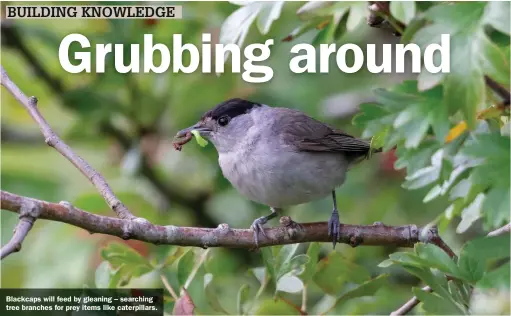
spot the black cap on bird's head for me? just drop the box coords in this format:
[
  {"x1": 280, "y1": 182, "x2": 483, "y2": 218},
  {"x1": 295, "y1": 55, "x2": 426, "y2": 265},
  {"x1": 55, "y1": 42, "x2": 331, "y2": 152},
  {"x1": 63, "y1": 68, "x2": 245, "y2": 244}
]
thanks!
[
  {"x1": 202, "y1": 98, "x2": 261, "y2": 121},
  {"x1": 176, "y1": 98, "x2": 261, "y2": 138}
]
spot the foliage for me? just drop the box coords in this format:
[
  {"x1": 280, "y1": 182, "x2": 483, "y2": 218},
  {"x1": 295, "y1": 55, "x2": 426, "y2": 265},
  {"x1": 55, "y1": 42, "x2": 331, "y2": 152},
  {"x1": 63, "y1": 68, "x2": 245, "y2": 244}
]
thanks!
[
  {"x1": 379, "y1": 235, "x2": 510, "y2": 314},
  {"x1": 1, "y1": 1, "x2": 509, "y2": 315}
]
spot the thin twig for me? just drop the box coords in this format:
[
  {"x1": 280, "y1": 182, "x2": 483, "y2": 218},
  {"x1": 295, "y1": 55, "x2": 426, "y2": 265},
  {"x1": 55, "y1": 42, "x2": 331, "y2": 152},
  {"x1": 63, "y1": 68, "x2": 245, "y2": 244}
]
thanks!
[
  {"x1": 390, "y1": 286, "x2": 432, "y2": 316},
  {"x1": 367, "y1": 1, "x2": 405, "y2": 36},
  {"x1": 2, "y1": 190, "x2": 440, "y2": 250},
  {"x1": 487, "y1": 223, "x2": 511, "y2": 237},
  {"x1": 425, "y1": 226, "x2": 457, "y2": 259},
  {"x1": 160, "y1": 274, "x2": 179, "y2": 301},
  {"x1": 301, "y1": 285, "x2": 308, "y2": 314},
  {"x1": 484, "y1": 76, "x2": 511, "y2": 106},
  {"x1": 0, "y1": 65, "x2": 136, "y2": 221},
  {"x1": 183, "y1": 249, "x2": 210, "y2": 290}
]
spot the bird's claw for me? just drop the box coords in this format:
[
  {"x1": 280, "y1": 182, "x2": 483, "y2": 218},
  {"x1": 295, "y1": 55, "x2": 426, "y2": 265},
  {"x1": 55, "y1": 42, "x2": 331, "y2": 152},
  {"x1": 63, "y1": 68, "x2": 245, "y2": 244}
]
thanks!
[
  {"x1": 328, "y1": 210, "x2": 341, "y2": 249},
  {"x1": 250, "y1": 216, "x2": 269, "y2": 248}
]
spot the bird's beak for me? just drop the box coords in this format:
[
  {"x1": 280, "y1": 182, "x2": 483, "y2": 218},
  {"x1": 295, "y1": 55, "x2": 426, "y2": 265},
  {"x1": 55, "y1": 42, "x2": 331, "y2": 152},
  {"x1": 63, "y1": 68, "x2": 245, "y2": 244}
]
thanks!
[{"x1": 176, "y1": 122, "x2": 212, "y2": 138}]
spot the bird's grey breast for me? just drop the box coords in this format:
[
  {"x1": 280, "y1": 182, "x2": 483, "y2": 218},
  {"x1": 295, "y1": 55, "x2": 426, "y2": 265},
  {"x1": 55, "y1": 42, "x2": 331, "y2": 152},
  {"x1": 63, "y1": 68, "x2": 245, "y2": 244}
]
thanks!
[{"x1": 218, "y1": 107, "x2": 349, "y2": 207}]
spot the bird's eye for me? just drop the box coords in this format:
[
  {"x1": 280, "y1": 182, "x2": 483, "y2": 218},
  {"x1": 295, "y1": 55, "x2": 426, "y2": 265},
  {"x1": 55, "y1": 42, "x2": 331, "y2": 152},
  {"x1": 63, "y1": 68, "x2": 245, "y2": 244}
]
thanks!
[{"x1": 218, "y1": 116, "x2": 230, "y2": 126}]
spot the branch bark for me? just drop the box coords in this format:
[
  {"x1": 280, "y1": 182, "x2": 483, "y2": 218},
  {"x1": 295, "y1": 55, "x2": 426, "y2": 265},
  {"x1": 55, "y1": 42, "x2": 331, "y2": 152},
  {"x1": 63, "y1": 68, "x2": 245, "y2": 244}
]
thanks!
[
  {"x1": 0, "y1": 199, "x2": 40, "y2": 259},
  {"x1": 488, "y1": 223, "x2": 511, "y2": 237},
  {"x1": 484, "y1": 75, "x2": 511, "y2": 106},
  {"x1": 0, "y1": 65, "x2": 136, "y2": 221},
  {"x1": 2, "y1": 190, "x2": 441, "y2": 250},
  {"x1": 390, "y1": 286, "x2": 432, "y2": 316}
]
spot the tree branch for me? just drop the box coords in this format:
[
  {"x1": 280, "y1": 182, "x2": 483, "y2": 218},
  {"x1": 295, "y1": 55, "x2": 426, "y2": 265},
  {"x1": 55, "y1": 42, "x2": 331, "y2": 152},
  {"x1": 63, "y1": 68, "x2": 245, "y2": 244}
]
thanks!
[
  {"x1": 367, "y1": 1, "x2": 405, "y2": 36},
  {"x1": 487, "y1": 222, "x2": 511, "y2": 237},
  {"x1": 2, "y1": 190, "x2": 443, "y2": 250},
  {"x1": 484, "y1": 75, "x2": 511, "y2": 106},
  {"x1": 390, "y1": 286, "x2": 432, "y2": 316},
  {"x1": 0, "y1": 199, "x2": 40, "y2": 259},
  {"x1": 0, "y1": 65, "x2": 136, "y2": 221}
]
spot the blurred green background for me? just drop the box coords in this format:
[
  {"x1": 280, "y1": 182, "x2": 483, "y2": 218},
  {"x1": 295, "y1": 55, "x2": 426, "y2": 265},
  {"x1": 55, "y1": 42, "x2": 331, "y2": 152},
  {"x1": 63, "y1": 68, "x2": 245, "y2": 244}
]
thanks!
[{"x1": 1, "y1": 1, "x2": 488, "y2": 314}]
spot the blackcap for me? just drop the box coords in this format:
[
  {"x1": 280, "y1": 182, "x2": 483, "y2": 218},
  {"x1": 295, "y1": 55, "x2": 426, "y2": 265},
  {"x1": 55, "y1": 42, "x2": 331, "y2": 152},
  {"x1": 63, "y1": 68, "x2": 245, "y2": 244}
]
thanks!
[{"x1": 176, "y1": 98, "x2": 381, "y2": 247}]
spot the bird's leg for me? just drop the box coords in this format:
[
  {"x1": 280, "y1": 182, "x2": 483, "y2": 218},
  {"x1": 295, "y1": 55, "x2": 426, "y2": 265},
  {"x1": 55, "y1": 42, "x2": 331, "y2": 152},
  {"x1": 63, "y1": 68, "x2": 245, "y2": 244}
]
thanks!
[
  {"x1": 328, "y1": 190, "x2": 341, "y2": 248},
  {"x1": 250, "y1": 207, "x2": 279, "y2": 247}
]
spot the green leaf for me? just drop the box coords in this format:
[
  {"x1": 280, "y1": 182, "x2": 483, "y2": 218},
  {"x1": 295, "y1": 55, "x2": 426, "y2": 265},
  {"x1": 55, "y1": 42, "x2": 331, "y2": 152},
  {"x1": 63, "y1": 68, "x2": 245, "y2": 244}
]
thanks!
[
  {"x1": 415, "y1": 2, "x2": 509, "y2": 128},
  {"x1": 462, "y1": 133, "x2": 510, "y2": 187},
  {"x1": 300, "y1": 243, "x2": 320, "y2": 283},
  {"x1": 458, "y1": 235, "x2": 510, "y2": 283},
  {"x1": 276, "y1": 244, "x2": 300, "y2": 273},
  {"x1": 100, "y1": 243, "x2": 153, "y2": 280},
  {"x1": 401, "y1": 17, "x2": 427, "y2": 44},
  {"x1": 461, "y1": 235, "x2": 510, "y2": 263},
  {"x1": 394, "y1": 140, "x2": 442, "y2": 174},
  {"x1": 204, "y1": 273, "x2": 230, "y2": 314},
  {"x1": 108, "y1": 265, "x2": 125, "y2": 288},
  {"x1": 415, "y1": 243, "x2": 459, "y2": 277},
  {"x1": 458, "y1": 256, "x2": 485, "y2": 284},
  {"x1": 378, "y1": 259, "x2": 394, "y2": 268},
  {"x1": 261, "y1": 247, "x2": 277, "y2": 283},
  {"x1": 275, "y1": 244, "x2": 308, "y2": 280},
  {"x1": 311, "y1": 15, "x2": 337, "y2": 46},
  {"x1": 483, "y1": 187, "x2": 511, "y2": 230},
  {"x1": 255, "y1": 299, "x2": 300, "y2": 315},
  {"x1": 402, "y1": 150, "x2": 445, "y2": 190},
  {"x1": 387, "y1": 251, "x2": 426, "y2": 267},
  {"x1": 444, "y1": 34, "x2": 485, "y2": 129},
  {"x1": 313, "y1": 252, "x2": 371, "y2": 295},
  {"x1": 237, "y1": 284, "x2": 250, "y2": 315},
  {"x1": 352, "y1": 103, "x2": 392, "y2": 138},
  {"x1": 331, "y1": 274, "x2": 389, "y2": 309},
  {"x1": 401, "y1": 264, "x2": 452, "y2": 300},
  {"x1": 457, "y1": 193, "x2": 485, "y2": 234},
  {"x1": 282, "y1": 18, "x2": 325, "y2": 42},
  {"x1": 448, "y1": 280, "x2": 468, "y2": 306},
  {"x1": 476, "y1": 262, "x2": 510, "y2": 289},
  {"x1": 177, "y1": 249, "x2": 196, "y2": 288},
  {"x1": 356, "y1": 82, "x2": 450, "y2": 150},
  {"x1": 162, "y1": 247, "x2": 186, "y2": 268},
  {"x1": 390, "y1": 1, "x2": 416, "y2": 24},
  {"x1": 412, "y1": 287, "x2": 466, "y2": 315},
  {"x1": 279, "y1": 254, "x2": 309, "y2": 281},
  {"x1": 479, "y1": 36, "x2": 510, "y2": 86}
]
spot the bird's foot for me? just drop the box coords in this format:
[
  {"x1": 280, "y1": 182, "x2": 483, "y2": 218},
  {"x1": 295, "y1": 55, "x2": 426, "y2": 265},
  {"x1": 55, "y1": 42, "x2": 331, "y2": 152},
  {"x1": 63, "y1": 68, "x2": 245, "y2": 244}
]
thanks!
[
  {"x1": 250, "y1": 216, "x2": 269, "y2": 248},
  {"x1": 328, "y1": 209, "x2": 341, "y2": 248}
]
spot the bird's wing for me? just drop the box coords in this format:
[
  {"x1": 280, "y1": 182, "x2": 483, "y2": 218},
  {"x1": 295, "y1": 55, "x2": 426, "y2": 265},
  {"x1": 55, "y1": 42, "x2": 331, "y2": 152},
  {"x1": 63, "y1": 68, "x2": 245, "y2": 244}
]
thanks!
[{"x1": 273, "y1": 108, "x2": 371, "y2": 155}]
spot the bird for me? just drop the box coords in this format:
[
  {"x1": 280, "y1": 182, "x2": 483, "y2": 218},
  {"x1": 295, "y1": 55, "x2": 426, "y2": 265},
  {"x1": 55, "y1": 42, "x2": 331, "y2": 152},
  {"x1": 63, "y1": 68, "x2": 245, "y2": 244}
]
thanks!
[{"x1": 175, "y1": 98, "x2": 381, "y2": 248}]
